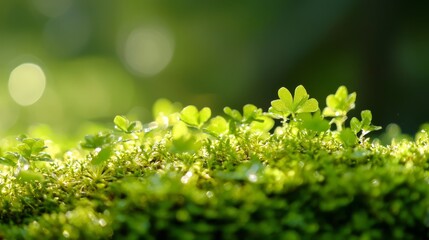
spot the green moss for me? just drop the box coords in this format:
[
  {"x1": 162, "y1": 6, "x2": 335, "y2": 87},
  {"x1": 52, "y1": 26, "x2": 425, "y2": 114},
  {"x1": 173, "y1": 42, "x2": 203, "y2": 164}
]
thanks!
[{"x1": 1, "y1": 85, "x2": 429, "y2": 239}]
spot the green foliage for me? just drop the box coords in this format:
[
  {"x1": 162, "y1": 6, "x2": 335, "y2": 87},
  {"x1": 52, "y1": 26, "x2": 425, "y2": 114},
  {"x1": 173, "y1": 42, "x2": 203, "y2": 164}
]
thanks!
[
  {"x1": 323, "y1": 86, "x2": 356, "y2": 130},
  {"x1": 224, "y1": 104, "x2": 274, "y2": 134},
  {"x1": 180, "y1": 105, "x2": 211, "y2": 128},
  {"x1": 205, "y1": 116, "x2": 229, "y2": 136},
  {"x1": 339, "y1": 128, "x2": 358, "y2": 147},
  {"x1": 0, "y1": 135, "x2": 52, "y2": 168},
  {"x1": 350, "y1": 110, "x2": 382, "y2": 139},
  {"x1": 114, "y1": 115, "x2": 141, "y2": 134},
  {"x1": 5, "y1": 84, "x2": 429, "y2": 240},
  {"x1": 299, "y1": 112, "x2": 330, "y2": 133},
  {"x1": 269, "y1": 85, "x2": 319, "y2": 121}
]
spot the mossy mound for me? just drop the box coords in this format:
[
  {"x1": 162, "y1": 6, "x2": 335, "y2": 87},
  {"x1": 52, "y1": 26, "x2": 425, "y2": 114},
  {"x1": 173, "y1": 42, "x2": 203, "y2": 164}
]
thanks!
[{"x1": 1, "y1": 86, "x2": 429, "y2": 239}]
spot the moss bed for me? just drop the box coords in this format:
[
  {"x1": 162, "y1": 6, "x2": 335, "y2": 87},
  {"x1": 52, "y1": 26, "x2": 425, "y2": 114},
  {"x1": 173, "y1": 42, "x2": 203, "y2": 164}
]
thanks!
[{"x1": 1, "y1": 85, "x2": 429, "y2": 239}]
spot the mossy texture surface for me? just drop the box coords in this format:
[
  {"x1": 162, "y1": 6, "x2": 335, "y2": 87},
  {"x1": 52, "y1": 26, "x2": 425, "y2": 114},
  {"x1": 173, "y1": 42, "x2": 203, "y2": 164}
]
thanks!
[{"x1": 1, "y1": 86, "x2": 429, "y2": 239}]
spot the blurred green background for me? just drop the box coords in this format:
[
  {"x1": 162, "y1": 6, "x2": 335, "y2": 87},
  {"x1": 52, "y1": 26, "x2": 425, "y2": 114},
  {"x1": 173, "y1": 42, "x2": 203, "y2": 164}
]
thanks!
[{"x1": 1, "y1": 0, "x2": 429, "y2": 136}]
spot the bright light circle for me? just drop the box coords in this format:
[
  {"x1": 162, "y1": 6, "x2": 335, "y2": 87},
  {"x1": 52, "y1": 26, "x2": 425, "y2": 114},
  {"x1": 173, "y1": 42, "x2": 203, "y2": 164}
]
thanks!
[
  {"x1": 8, "y1": 63, "x2": 47, "y2": 106},
  {"x1": 123, "y1": 26, "x2": 174, "y2": 77}
]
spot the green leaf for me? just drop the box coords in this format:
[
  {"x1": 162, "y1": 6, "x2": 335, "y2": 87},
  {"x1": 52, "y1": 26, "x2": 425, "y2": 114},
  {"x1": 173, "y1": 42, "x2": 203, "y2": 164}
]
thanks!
[
  {"x1": 224, "y1": 107, "x2": 243, "y2": 122},
  {"x1": 152, "y1": 98, "x2": 181, "y2": 118},
  {"x1": 323, "y1": 86, "x2": 356, "y2": 117},
  {"x1": 127, "y1": 122, "x2": 137, "y2": 132},
  {"x1": 336, "y1": 86, "x2": 348, "y2": 99},
  {"x1": 270, "y1": 100, "x2": 288, "y2": 114},
  {"x1": 352, "y1": 110, "x2": 381, "y2": 137},
  {"x1": 91, "y1": 146, "x2": 113, "y2": 165},
  {"x1": 271, "y1": 85, "x2": 319, "y2": 122},
  {"x1": 0, "y1": 156, "x2": 16, "y2": 167},
  {"x1": 81, "y1": 132, "x2": 114, "y2": 149},
  {"x1": 17, "y1": 170, "x2": 44, "y2": 182},
  {"x1": 180, "y1": 105, "x2": 199, "y2": 126},
  {"x1": 172, "y1": 121, "x2": 190, "y2": 140},
  {"x1": 350, "y1": 117, "x2": 361, "y2": 134},
  {"x1": 293, "y1": 85, "x2": 309, "y2": 106},
  {"x1": 361, "y1": 110, "x2": 372, "y2": 127},
  {"x1": 302, "y1": 116, "x2": 330, "y2": 132},
  {"x1": 114, "y1": 115, "x2": 129, "y2": 132},
  {"x1": 339, "y1": 128, "x2": 358, "y2": 147},
  {"x1": 34, "y1": 152, "x2": 53, "y2": 162},
  {"x1": 23, "y1": 138, "x2": 46, "y2": 153},
  {"x1": 243, "y1": 104, "x2": 258, "y2": 121},
  {"x1": 199, "y1": 107, "x2": 211, "y2": 125},
  {"x1": 297, "y1": 98, "x2": 319, "y2": 113},
  {"x1": 17, "y1": 143, "x2": 31, "y2": 158},
  {"x1": 326, "y1": 95, "x2": 339, "y2": 110},
  {"x1": 278, "y1": 87, "x2": 292, "y2": 107},
  {"x1": 171, "y1": 137, "x2": 200, "y2": 153},
  {"x1": 206, "y1": 116, "x2": 229, "y2": 135},
  {"x1": 250, "y1": 116, "x2": 275, "y2": 132},
  {"x1": 171, "y1": 122, "x2": 200, "y2": 153}
]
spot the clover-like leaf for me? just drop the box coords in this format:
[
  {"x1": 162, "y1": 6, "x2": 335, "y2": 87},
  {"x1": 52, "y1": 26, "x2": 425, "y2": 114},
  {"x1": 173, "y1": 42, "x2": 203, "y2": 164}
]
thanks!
[
  {"x1": 13, "y1": 137, "x2": 53, "y2": 163},
  {"x1": 224, "y1": 107, "x2": 243, "y2": 122},
  {"x1": 278, "y1": 87, "x2": 293, "y2": 107},
  {"x1": 297, "y1": 98, "x2": 319, "y2": 114},
  {"x1": 199, "y1": 107, "x2": 211, "y2": 125},
  {"x1": 81, "y1": 132, "x2": 115, "y2": 149},
  {"x1": 114, "y1": 115, "x2": 129, "y2": 132},
  {"x1": 180, "y1": 105, "x2": 211, "y2": 128},
  {"x1": 293, "y1": 85, "x2": 309, "y2": 106},
  {"x1": 361, "y1": 110, "x2": 381, "y2": 135},
  {"x1": 323, "y1": 86, "x2": 356, "y2": 117},
  {"x1": 301, "y1": 112, "x2": 330, "y2": 133},
  {"x1": 172, "y1": 121, "x2": 190, "y2": 140},
  {"x1": 206, "y1": 116, "x2": 229, "y2": 136},
  {"x1": 171, "y1": 121, "x2": 200, "y2": 153},
  {"x1": 114, "y1": 115, "x2": 141, "y2": 134},
  {"x1": 180, "y1": 106, "x2": 199, "y2": 126},
  {"x1": 17, "y1": 138, "x2": 46, "y2": 159},
  {"x1": 243, "y1": 104, "x2": 259, "y2": 121},
  {"x1": 339, "y1": 128, "x2": 358, "y2": 147},
  {"x1": 323, "y1": 86, "x2": 357, "y2": 131},
  {"x1": 152, "y1": 98, "x2": 181, "y2": 118},
  {"x1": 350, "y1": 110, "x2": 381, "y2": 138},
  {"x1": 250, "y1": 116, "x2": 275, "y2": 132},
  {"x1": 270, "y1": 85, "x2": 319, "y2": 121}
]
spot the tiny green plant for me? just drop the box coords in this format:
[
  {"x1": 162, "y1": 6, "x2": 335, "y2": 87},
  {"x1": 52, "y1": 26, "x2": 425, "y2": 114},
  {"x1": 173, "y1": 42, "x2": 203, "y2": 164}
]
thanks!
[
  {"x1": 180, "y1": 105, "x2": 211, "y2": 128},
  {"x1": 2, "y1": 84, "x2": 429, "y2": 240},
  {"x1": 269, "y1": 85, "x2": 319, "y2": 122},
  {"x1": 322, "y1": 86, "x2": 356, "y2": 130},
  {"x1": 350, "y1": 110, "x2": 382, "y2": 140},
  {"x1": 113, "y1": 115, "x2": 141, "y2": 134}
]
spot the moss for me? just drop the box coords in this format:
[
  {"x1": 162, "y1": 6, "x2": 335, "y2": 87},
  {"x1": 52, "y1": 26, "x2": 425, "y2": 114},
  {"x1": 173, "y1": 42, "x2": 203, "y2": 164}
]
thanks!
[{"x1": 1, "y1": 85, "x2": 429, "y2": 239}]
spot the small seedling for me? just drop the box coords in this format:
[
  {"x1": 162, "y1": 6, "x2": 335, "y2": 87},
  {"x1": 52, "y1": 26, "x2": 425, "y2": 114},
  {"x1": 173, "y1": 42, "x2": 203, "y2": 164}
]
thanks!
[
  {"x1": 323, "y1": 86, "x2": 356, "y2": 130},
  {"x1": 269, "y1": 85, "x2": 319, "y2": 122},
  {"x1": 350, "y1": 110, "x2": 382, "y2": 139},
  {"x1": 114, "y1": 115, "x2": 142, "y2": 134},
  {"x1": 180, "y1": 105, "x2": 211, "y2": 128}
]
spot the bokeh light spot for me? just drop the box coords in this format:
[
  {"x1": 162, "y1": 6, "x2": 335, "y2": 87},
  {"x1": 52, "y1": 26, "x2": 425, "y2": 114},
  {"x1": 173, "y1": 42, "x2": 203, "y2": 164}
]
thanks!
[
  {"x1": 8, "y1": 63, "x2": 46, "y2": 106},
  {"x1": 123, "y1": 26, "x2": 174, "y2": 77}
]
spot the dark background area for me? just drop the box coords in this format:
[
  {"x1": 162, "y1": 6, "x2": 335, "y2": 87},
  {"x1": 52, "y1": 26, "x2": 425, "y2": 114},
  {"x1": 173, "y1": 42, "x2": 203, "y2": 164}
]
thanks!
[{"x1": 1, "y1": 0, "x2": 428, "y2": 135}]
